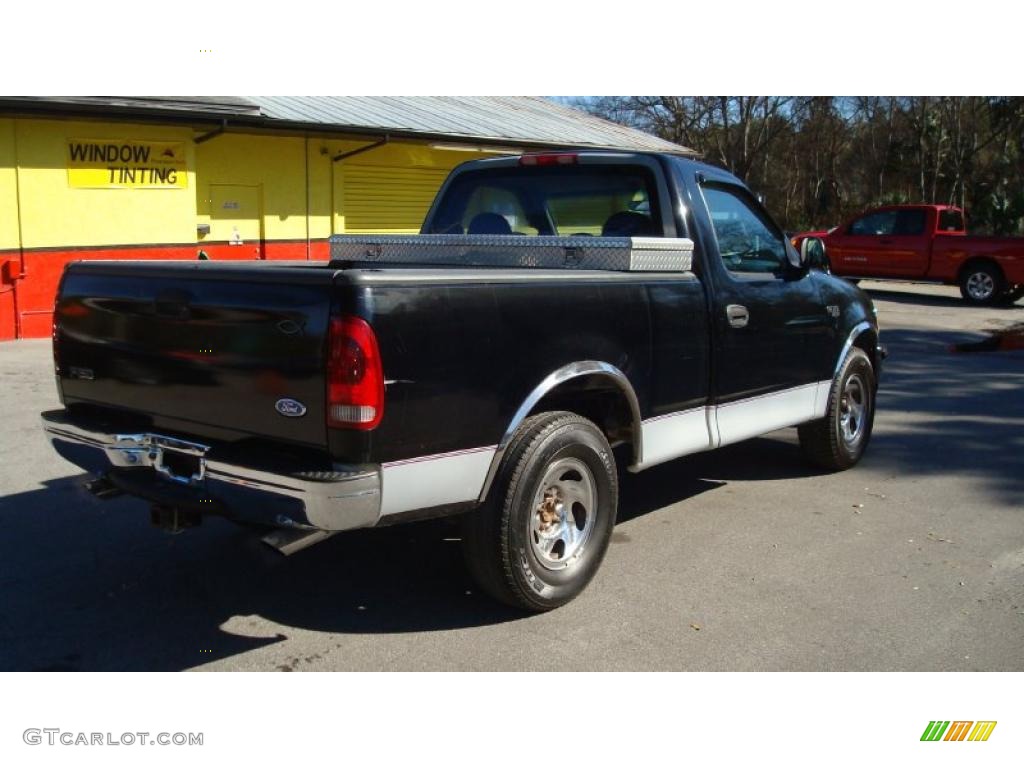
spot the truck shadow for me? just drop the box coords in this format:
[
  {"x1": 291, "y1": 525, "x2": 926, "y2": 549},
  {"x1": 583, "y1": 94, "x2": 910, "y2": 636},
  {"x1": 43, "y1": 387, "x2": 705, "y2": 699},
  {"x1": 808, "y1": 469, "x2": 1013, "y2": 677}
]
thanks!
[
  {"x1": 0, "y1": 329, "x2": 1019, "y2": 670},
  {"x1": 0, "y1": 454, "x2": 763, "y2": 671}
]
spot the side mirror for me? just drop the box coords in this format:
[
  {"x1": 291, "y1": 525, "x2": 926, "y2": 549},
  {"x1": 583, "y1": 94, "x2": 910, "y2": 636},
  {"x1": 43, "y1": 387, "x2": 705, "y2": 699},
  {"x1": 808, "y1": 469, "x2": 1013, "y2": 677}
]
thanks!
[{"x1": 801, "y1": 237, "x2": 829, "y2": 273}]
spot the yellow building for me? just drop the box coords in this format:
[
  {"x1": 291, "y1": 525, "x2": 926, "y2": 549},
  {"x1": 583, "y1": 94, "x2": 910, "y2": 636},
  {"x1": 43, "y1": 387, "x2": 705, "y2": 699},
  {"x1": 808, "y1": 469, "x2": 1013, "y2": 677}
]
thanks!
[{"x1": 0, "y1": 96, "x2": 682, "y2": 339}]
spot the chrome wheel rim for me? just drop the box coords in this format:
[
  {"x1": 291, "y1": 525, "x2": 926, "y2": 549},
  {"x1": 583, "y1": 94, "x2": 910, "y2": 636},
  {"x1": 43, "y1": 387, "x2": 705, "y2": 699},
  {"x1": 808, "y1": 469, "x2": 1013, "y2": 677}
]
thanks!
[
  {"x1": 839, "y1": 374, "x2": 867, "y2": 447},
  {"x1": 966, "y1": 272, "x2": 995, "y2": 300},
  {"x1": 529, "y1": 457, "x2": 597, "y2": 571}
]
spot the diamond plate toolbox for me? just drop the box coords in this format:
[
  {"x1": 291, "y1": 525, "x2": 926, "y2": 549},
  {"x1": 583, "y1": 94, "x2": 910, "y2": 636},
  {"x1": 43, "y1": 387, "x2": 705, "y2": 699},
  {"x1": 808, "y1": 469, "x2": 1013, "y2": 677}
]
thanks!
[{"x1": 329, "y1": 234, "x2": 694, "y2": 272}]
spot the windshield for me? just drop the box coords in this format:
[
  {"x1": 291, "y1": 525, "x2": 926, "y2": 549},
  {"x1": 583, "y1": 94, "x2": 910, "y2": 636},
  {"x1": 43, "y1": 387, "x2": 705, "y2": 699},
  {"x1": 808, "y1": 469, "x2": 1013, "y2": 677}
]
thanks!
[{"x1": 425, "y1": 165, "x2": 663, "y2": 238}]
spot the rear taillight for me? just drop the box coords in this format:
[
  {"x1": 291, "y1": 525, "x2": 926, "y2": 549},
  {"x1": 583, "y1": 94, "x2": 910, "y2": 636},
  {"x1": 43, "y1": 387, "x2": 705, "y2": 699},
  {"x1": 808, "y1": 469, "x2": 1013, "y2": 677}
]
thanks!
[
  {"x1": 519, "y1": 152, "x2": 578, "y2": 166},
  {"x1": 326, "y1": 316, "x2": 384, "y2": 430}
]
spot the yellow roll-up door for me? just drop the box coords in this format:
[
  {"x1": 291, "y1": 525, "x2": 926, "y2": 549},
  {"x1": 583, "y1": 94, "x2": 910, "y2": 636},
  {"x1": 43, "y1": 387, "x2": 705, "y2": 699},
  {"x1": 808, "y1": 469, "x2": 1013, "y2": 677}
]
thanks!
[{"x1": 341, "y1": 165, "x2": 450, "y2": 234}]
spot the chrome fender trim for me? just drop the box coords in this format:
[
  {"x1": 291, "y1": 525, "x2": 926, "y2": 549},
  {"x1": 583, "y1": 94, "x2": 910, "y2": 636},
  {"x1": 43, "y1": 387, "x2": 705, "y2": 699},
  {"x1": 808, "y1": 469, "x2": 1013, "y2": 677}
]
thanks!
[
  {"x1": 476, "y1": 361, "x2": 643, "y2": 503},
  {"x1": 835, "y1": 321, "x2": 874, "y2": 378}
]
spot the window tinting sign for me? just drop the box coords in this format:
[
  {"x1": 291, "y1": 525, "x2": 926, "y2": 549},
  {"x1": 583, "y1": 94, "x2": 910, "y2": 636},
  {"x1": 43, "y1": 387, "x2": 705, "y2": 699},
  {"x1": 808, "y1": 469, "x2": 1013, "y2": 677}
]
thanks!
[{"x1": 67, "y1": 139, "x2": 187, "y2": 189}]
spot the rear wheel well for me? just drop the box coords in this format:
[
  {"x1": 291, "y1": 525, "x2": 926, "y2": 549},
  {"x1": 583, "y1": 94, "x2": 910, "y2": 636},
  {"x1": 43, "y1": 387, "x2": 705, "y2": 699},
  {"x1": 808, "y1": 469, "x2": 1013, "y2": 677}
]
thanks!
[
  {"x1": 959, "y1": 257, "x2": 1005, "y2": 283},
  {"x1": 529, "y1": 377, "x2": 639, "y2": 466}
]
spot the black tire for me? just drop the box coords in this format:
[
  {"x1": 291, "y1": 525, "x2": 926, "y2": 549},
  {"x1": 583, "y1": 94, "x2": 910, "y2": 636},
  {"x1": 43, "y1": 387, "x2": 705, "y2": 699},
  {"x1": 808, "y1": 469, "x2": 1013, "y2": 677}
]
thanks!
[
  {"x1": 959, "y1": 262, "x2": 1005, "y2": 305},
  {"x1": 461, "y1": 411, "x2": 618, "y2": 612},
  {"x1": 798, "y1": 347, "x2": 876, "y2": 471}
]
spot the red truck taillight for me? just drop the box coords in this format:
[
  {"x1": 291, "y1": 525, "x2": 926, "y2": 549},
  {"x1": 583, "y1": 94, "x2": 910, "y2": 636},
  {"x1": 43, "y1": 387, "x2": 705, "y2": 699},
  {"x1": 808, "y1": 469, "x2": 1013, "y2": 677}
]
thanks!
[{"x1": 326, "y1": 316, "x2": 384, "y2": 430}]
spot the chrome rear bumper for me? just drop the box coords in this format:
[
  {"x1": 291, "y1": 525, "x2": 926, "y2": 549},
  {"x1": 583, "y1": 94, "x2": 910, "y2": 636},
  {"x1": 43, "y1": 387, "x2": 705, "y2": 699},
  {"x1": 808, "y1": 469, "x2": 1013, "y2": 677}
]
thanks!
[{"x1": 41, "y1": 409, "x2": 381, "y2": 532}]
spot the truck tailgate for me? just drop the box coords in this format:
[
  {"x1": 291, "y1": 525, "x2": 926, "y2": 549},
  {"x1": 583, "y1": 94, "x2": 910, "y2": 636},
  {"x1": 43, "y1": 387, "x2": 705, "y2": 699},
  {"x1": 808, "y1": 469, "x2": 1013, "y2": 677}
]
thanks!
[{"x1": 54, "y1": 261, "x2": 337, "y2": 448}]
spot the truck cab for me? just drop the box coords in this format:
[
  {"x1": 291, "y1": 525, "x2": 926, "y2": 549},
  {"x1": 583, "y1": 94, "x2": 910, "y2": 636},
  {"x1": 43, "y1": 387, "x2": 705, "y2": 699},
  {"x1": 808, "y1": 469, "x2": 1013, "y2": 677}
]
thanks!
[{"x1": 825, "y1": 204, "x2": 964, "y2": 279}]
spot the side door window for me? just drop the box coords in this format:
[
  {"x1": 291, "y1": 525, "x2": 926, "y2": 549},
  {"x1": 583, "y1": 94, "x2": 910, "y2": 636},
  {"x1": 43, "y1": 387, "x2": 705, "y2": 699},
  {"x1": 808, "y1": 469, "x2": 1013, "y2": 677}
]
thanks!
[
  {"x1": 702, "y1": 185, "x2": 789, "y2": 278},
  {"x1": 848, "y1": 210, "x2": 896, "y2": 235}
]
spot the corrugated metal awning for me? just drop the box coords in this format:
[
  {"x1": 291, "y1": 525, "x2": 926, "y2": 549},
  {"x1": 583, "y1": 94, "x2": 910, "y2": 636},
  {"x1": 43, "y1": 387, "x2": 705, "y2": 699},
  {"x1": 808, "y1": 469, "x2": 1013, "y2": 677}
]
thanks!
[
  {"x1": 0, "y1": 95, "x2": 261, "y2": 118},
  {"x1": 253, "y1": 96, "x2": 691, "y2": 154},
  {"x1": 0, "y1": 95, "x2": 693, "y2": 155}
]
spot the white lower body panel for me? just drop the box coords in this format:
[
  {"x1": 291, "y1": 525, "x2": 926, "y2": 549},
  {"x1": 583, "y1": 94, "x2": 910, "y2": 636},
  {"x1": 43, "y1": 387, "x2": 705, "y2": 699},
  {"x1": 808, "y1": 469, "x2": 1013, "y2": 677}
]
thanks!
[
  {"x1": 380, "y1": 446, "x2": 496, "y2": 517},
  {"x1": 715, "y1": 381, "x2": 828, "y2": 447},
  {"x1": 635, "y1": 380, "x2": 832, "y2": 470},
  {"x1": 635, "y1": 408, "x2": 713, "y2": 470}
]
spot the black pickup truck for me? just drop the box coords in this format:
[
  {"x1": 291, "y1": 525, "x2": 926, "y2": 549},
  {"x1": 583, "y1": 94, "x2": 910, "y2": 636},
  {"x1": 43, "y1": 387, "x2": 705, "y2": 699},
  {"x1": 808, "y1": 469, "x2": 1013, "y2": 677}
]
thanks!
[{"x1": 42, "y1": 150, "x2": 884, "y2": 611}]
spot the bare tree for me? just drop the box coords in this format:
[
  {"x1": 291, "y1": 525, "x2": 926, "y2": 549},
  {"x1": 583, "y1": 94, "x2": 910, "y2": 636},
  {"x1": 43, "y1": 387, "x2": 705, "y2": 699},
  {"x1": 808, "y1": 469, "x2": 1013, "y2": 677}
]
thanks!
[{"x1": 579, "y1": 96, "x2": 1024, "y2": 233}]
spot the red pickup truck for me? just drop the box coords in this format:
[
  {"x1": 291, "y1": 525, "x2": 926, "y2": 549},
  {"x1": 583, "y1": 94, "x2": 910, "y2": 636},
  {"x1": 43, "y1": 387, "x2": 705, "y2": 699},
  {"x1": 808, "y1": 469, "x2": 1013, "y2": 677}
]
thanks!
[{"x1": 794, "y1": 204, "x2": 1024, "y2": 304}]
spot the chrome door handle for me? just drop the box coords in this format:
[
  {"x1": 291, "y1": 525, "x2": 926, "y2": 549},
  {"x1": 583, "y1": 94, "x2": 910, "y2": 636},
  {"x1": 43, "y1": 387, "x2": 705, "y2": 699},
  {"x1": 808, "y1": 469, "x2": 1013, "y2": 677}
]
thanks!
[{"x1": 726, "y1": 304, "x2": 749, "y2": 328}]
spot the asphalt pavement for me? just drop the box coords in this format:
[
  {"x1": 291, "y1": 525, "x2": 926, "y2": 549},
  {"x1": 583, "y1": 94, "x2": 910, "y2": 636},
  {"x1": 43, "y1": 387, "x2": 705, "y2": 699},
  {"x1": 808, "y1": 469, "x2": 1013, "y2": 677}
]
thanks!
[{"x1": 1, "y1": 281, "x2": 1021, "y2": 671}]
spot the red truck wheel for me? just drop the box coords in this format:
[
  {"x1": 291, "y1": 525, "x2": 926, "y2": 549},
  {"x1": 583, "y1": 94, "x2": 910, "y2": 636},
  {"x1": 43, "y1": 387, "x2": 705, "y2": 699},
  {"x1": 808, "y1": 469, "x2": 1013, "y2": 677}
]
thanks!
[{"x1": 959, "y1": 262, "x2": 1005, "y2": 305}]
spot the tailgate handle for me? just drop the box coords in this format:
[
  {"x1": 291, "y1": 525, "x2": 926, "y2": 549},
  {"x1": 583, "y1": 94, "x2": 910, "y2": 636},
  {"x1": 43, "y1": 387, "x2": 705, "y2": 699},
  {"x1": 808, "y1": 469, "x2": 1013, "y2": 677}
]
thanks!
[{"x1": 726, "y1": 304, "x2": 749, "y2": 328}]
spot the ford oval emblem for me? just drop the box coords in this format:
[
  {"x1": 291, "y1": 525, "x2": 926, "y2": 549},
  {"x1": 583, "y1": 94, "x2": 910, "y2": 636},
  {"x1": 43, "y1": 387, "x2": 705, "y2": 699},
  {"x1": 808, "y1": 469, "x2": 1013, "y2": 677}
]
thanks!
[{"x1": 275, "y1": 398, "x2": 307, "y2": 418}]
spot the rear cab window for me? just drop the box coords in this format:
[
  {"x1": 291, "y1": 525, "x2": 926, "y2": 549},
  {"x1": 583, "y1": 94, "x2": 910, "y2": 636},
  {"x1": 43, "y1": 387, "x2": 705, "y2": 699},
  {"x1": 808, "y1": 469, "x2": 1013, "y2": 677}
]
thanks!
[
  {"x1": 426, "y1": 165, "x2": 665, "y2": 238},
  {"x1": 938, "y1": 209, "x2": 965, "y2": 232}
]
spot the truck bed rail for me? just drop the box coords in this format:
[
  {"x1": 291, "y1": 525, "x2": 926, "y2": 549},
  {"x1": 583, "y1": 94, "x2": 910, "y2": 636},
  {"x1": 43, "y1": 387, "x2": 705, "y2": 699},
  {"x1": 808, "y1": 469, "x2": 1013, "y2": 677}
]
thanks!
[{"x1": 329, "y1": 234, "x2": 694, "y2": 272}]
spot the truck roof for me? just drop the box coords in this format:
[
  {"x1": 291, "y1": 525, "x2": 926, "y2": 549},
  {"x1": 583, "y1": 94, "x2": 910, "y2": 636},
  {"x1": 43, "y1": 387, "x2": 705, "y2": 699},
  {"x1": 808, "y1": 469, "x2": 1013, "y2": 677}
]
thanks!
[
  {"x1": 449, "y1": 149, "x2": 743, "y2": 185},
  {"x1": 856, "y1": 203, "x2": 963, "y2": 212}
]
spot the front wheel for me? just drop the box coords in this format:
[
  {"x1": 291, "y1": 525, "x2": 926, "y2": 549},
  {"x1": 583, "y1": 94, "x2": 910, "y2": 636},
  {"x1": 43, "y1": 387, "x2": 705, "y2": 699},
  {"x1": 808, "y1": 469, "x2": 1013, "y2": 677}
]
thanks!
[
  {"x1": 959, "y1": 262, "x2": 1005, "y2": 305},
  {"x1": 798, "y1": 347, "x2": 876, "y2": 471},
  {"x1": 461, "y1": 411, "x2": 618, "y2": 611}
]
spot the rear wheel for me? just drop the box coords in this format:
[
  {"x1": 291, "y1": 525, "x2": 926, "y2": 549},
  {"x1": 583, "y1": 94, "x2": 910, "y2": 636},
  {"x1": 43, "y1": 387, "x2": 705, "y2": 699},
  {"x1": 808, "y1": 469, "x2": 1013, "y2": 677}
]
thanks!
[
  {"x1": 798, "y1": 347, "x2": 876, "y2": 471},
  {"x1": 461, "y1": 411, "x2": 618, "y2": 611},
  {"x1": 959, "y1": 262, "x2": 1005, "y2": 305}
]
